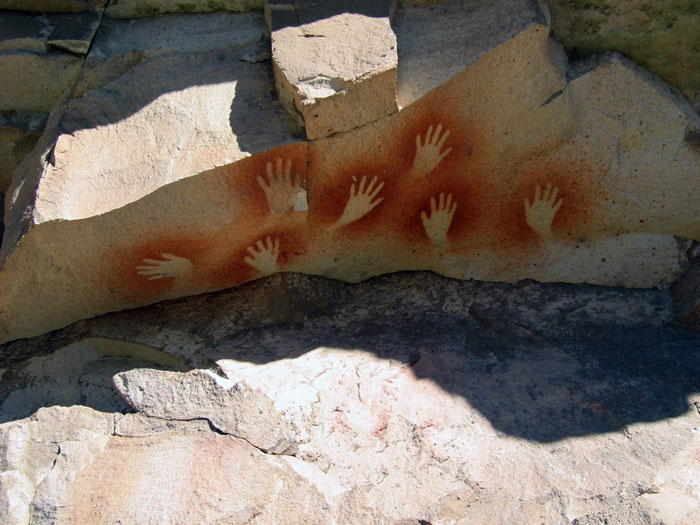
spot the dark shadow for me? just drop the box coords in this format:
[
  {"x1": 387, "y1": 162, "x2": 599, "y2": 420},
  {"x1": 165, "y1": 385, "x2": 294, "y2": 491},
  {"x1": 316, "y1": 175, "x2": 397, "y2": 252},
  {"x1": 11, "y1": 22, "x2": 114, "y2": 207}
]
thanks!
[
  {"x1": 4, "y1": 272, "x2": 697, "y2": 443},
  {"x1": 198, "y1": 285, "x2": 700, "y2": 443},
  {"x1": 267, "y1": 0, "x2": 394, "y2": 31}
]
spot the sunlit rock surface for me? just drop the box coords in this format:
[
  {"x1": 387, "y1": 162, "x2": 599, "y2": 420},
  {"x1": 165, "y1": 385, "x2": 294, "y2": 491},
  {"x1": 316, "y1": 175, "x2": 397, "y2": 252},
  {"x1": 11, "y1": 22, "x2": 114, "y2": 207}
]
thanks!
[
  {"x1": 0, "y1": 1, "x2": 699, "y2": 344},
  {"x1": 1, "y1": 272, "x2": 699, "y2": 523}
]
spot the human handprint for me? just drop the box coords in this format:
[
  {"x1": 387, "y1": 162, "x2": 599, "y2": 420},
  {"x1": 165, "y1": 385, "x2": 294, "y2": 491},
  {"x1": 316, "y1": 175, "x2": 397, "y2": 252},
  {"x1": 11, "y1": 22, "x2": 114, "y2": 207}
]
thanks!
[
  {"x1": 136, "y1": 253, "x2": 192, "y2": 280},
  {"x1": 524, "y1": 183, "x2": 563, "y2": 240},
  {"x1": 336, "y1": 175, "x2": 385, "y2": 227},
  {"x1": 411, "y1": 124, "x2": 453, "y2": 178},
  {"x1": 244, "y1": 237, "x2": 280, "y2": 275},
  {"x1": 421, "y1": 193, "x2": 457, "y2": 248},
  {"x1": 257, "y1": 158, "x2": 303, "y2": 217}
]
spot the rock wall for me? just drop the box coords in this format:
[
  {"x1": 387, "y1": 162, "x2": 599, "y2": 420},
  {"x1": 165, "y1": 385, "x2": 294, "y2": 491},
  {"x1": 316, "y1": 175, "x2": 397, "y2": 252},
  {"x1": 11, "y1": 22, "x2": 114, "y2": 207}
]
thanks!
[
  {"x1": 1, "y1": 272, "x2": 700, "y2": 523},
  {"x1": 0, "y1": 1, "x2": 699, "y2": 339}
]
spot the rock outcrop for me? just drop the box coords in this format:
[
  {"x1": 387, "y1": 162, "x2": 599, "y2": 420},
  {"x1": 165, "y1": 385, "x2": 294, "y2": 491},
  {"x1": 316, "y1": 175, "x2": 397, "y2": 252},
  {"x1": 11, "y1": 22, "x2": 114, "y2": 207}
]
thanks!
[
  {"x1": 1, "y1": 1, "x2": 699, "y2": 343},
  {"x1": 1, "y1": 271, "x2": 699, "y2": 523}
]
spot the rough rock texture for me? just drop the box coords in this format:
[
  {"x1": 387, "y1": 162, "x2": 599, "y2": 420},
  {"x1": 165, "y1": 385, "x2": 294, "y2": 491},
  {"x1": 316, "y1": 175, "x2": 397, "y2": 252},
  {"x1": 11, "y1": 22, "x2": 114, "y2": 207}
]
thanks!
[
  {"x1": 1, "y1": 271, "x2": 699, "y2": 523},
  {"x1": 104, "y1": 0, "x2": 264, "y2": 19},
  {"x1": 268, "y1": 0, "x2": 398, "y2": 138},
  {"x1": 0, "y1": 112, "x2": 46, "y2": 194},
  {"x1": 545, "y1": 0, "x2": 700, "y2": 112},
  {"x1": 1, "y1": 1, "x2": 700, "y2": 344}
]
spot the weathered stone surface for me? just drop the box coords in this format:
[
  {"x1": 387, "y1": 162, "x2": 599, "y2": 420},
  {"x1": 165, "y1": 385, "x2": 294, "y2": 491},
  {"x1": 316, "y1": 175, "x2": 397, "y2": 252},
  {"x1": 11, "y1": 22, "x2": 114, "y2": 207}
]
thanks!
[
  {"x1": 545, "y1": 0, "x2": 700, "y2": 112},
  {"x1": 0, "y1": 406, "x2": 113, "y2": 525},
  {"x1": 0, "y1": 51, "x2": 83, "y2": 112},
  {"x1": 46, "y1": 12, "x2": 102, "y2": 54},
  {"x1": 0, "y1": 10, "x2": 101, "y2": 55},
  {"x1": 0, "y1": 337, "x2": 187, "y2": 424},
  {"x1": 0, "y1": 0, "x2": 105, "y2": 13},
  {"x1": 105, "y1": 0, "x2": 264, "y2": 18},
  {"x1": 0, "y1": 12, "x2": 303, "y2": 342},
  {"x1": 1, "y1": 271, "x2": 699, "y2": 524},
  {"x1": 269, "y1": 1, "x2": 398, "y2": 138},
  {"x1": 114, "y1": 368, "x2": 298, "y2": 453},
  {"x1": 1, "y1": 2, "x2": 699, "y2": 345},
  {"x1": 394, "y1": 0, "x2": 552, "y2": 107},
  {"x1": 0, "y1": 11, "x2": 53, "y2": 53},
  {"x1": 0, "y1": 111, "x2": 46, "y2": 193}
]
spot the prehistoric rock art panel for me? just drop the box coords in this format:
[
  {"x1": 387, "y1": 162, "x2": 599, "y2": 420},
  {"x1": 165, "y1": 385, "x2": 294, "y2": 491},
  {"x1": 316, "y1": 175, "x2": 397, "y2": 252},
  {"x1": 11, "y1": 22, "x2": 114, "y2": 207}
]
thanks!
[{"x1": 2, "y1": 0, "x2": 699, "y2": 344}]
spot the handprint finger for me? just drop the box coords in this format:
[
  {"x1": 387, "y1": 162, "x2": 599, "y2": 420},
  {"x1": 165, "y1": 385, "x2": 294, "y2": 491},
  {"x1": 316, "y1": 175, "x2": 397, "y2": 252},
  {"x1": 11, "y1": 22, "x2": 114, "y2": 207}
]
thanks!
[
  {"x1": 534, "y1": 185, "x2": 542, "y2": 202},
  {"x1": 415, "y1": 132, "x2": 423, "y2": 150},
  {"x1": 273, "y1": 238, "x2": 280, "y2": 256},
  {"x1": 136, "y1": 268, "x2": 159, "y2": 274},
  {"x1": 368, "y1": 180, "x2": 384, "y2": 200},
  {"x1": 430, "y1": 196, "x2": 437, "y2": 214},
  {"x1": 523, "y1": 197, "x2": 531, "y2": 211},
  {"x1": 553, "y1": 198, "x2": 563, "y2": 214},
  {"x1": 161, "y1": 253, "x2": 177, "y2": 260},
  {"x1": 349, "y1": 182, "x2": 357, "y2": 198},
  {"x1": 256, "y1": 239, "x2": 265, "y2": 251},
  {"x1": 432, "y1": 124, "x2": 443, "y2": 145},
  {"x1": 275, "y1": 158, "x2": 283, "y2": 177},
  {"x1": 368, "y1": 197, "x2": 384, "y2": 212},
  {"x1": 449, "y1": 201, "x2": 457, "y2": 216},
  {"x1": 244, "y1": 255, "x2": 254, "y2": 265},
  {"x1": 265, "y1": 236, "x2": 274, "y2": 251},
  {"x1": 436, "y1": 128, "x2": 450, "y2": 150},
  {"x1": 549, "y1": 186, "x2": 559, "y2": 204},
  {"x1": 425, "y1": 125, "x2": 434, "y2": 145},
  {"x1": 421, "y1": 210, "x2": 429, "y2": 226},
  {"x1": 439, "y1": 192, "x2": 445, "y2": 210},
  {"x1": 148, "y1": 275, "x2": 165, "y2": 281},
  {"x1": 445, "y1": 193, "x2": 453, "y2": 211},
  {"x1": 542, "y1": 182, "x2": 552, "y2": 202},
  {"x1": 284, "y1": 159, "x2": 291, "y2": 177},
  {"x1": 141, "y1": 258, "x2": 164, "y2": 265},
  {"x1": 358, "y1": 175, "x2": 368, "y2": 195},
  {"x1": 438, "y1": 147, "x2": 453, "y2": 164},
  {"x1": 266, "y1": 161, "x2": 274, "y2": 179}
]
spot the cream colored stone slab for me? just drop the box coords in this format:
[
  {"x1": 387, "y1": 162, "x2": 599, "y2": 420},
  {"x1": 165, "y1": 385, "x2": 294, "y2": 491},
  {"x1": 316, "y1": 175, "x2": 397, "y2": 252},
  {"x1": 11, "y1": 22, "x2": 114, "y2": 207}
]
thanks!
[
  {"x1": 74, "y1": 11, "x2": 266, "y2": 96},
  {"x1": 0, "y1": 51, "x2": 83, "y2": 112},
  {"x1": 394, "y1": 0, "x2": 552, "y2": 107},
  {"x1": 105, "y1": 0, "x2": 264, "y2": 18},
  {"x1": 270, "y1": 6, "x2": 398, "y2": 139}
]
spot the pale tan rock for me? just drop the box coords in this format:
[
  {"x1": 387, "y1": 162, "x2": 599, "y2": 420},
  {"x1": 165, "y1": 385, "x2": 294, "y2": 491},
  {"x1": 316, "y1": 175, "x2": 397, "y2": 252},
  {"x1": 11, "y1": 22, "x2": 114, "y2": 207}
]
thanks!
[
  {"x1": 0, "y1": 12, "x2": 303, "y2": 342},
  {"x1": 0, "y1": 51, "x2": 83, "y2": 112},
  {"x1": 1, "y1": 271, "x2": 699, "y2": 523},
  {"x1": 270, "y1": 4, "x2": 398, "y2": 139},
  {"x1": 113, "y1": 368, "x2": 298, "y2": 454},
  {"x1": 1, "y1": 2, "x2": 700, "y2": 346},
  {"x1": 105, "y1": 0, "x2": 264, "y2": 18}
]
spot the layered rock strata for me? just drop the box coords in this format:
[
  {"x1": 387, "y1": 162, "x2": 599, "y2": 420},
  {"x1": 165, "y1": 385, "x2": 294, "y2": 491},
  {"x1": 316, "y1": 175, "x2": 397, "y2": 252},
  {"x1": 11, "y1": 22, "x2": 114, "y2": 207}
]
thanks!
[{"x1": 1, "y1": 0, "x2": 700, "y2": 343}]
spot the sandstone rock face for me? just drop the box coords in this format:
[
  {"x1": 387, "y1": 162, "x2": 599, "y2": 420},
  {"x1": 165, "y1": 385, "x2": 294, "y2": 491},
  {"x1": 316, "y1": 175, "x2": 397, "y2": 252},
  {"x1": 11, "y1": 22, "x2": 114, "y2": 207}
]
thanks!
[
  {"x1": 545, "y1": 0, "x2": 700, "y2": 112},
  {"x1": 268, "y1": 0, "x2": 398, "y2": 138},
  {"x1": 1, "y1": 271, "x2": 699, "y2": 523},
  {"x1": 1, "y1": 1, "x2": 700, "y2": 344},
  {"x1": 104, "y1": 0, "x2": 264, "y2": 19}
]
